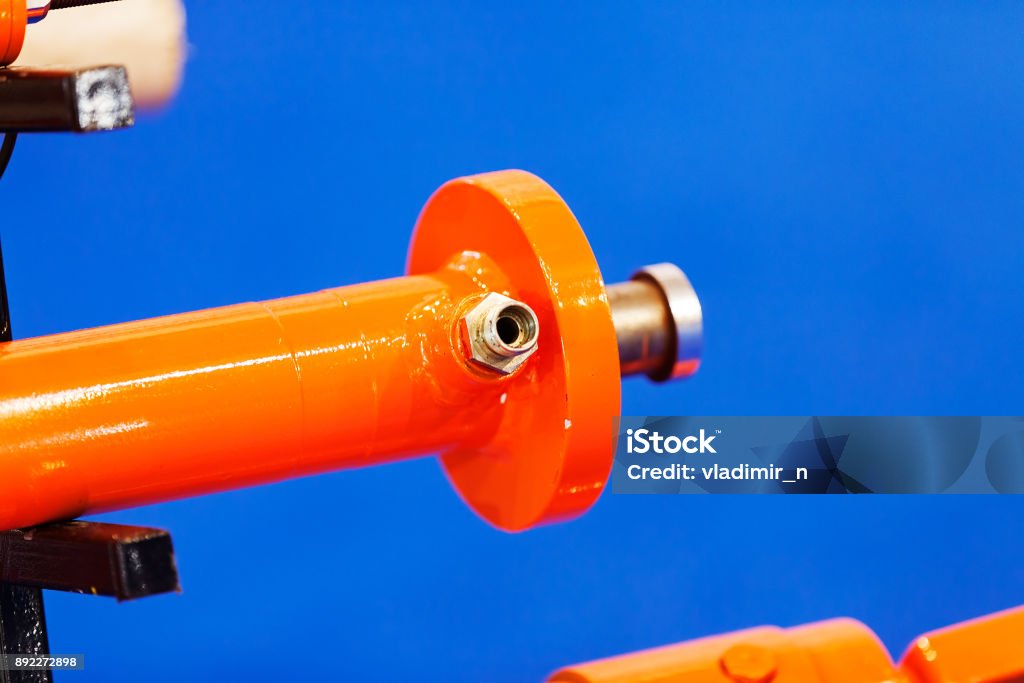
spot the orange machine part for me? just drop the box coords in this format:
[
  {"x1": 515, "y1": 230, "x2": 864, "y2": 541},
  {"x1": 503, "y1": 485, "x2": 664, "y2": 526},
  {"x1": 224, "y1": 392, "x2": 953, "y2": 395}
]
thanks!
[
  {"x1": 0, "y1": 0, "x2": 27, "y2": 66},
  {"x1": 409, "y1": 170, "x2": 621, "y2": 530},
  {"x1": 549, "y1": 606, "x2": 1024, "y2": 683},
  {"x1": 898, "y1": 605, "x2": 1024, "y2": 683},
  {"x1": 549, "y1": 619, "x2": 898, "y2": 683},
  {"x1": 0, "y1": 170, "x2": 621, "y2": 532}
]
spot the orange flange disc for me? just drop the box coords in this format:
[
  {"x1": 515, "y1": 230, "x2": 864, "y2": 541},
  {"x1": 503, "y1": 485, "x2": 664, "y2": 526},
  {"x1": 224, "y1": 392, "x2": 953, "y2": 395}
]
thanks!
[
  {"x1": 0, "y1": 0, "x2": 26, "y2": 67},
  {"x1": 407, "y1": 170, "x2": 621, "y2": 531}
]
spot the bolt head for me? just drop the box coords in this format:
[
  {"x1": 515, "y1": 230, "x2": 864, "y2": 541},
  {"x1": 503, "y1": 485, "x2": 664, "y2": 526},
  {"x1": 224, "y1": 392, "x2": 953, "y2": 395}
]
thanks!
[
  {"x1": 460, "y1": 292, "x2": 539, "y2": 375},
  {"x1": 719, "y1": 644, "x2": 778, "y2": 683}
]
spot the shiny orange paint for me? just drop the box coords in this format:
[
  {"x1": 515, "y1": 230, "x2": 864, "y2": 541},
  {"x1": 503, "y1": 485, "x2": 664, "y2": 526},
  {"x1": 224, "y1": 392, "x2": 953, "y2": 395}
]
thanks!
[
  {"x1": 0, "y1": 170, "x2": 620, "y2": 532},
  {"x1": 549, "y1": 606, "x2": 1024, "y2": 683},
  {"x1": 0, "y1": 0, "x2": 27, "y2": 66}
]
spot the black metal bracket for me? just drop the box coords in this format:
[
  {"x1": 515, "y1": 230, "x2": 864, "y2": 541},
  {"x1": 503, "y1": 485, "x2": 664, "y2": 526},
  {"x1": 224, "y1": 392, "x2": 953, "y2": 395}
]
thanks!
[
  {"x1": 0, "y1": 522, "x2": 179, "y2": 600},
  {"x1": 0, "y1": 523, "x2": 180, "y2": 683},
  {"x1": 0, "y1": 66, "x2": 134, "y2": 133}
]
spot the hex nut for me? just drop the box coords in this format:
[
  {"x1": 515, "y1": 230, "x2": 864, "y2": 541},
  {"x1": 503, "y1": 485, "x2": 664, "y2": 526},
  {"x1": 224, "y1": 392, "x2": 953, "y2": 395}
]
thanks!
[{"x1": 460, "y1": 292, "x2": 540, "y2": 375}]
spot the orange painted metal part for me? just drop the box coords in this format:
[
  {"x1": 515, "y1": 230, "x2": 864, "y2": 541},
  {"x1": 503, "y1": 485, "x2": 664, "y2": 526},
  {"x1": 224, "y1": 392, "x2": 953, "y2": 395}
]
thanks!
[
  {"x1": 409, "y1": 170, "x2": 620, "y2": 530},
  {"x1": 548, "y1": 605, "x2": 1024, "y2": 683},
  {"x1": 549, "y1": 619, "x2": 897, "y2": 683},
  {"x1": 0, "y1": 170, "x2": 620, "y2": 532},
  {"x1": 898, "y1": 605, "x2": 1024, "y2": 683},
  {"x1": 0, "y1": 0, "x2": 27, "y2": 66}
]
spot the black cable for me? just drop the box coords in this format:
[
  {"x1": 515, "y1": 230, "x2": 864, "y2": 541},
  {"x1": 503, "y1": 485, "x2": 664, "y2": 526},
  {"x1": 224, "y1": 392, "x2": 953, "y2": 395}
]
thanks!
[
  {"x1": 0, "y1": 133, "x2": 14, "y2": 340},
  {"x1": 0, "y1": 240, "x2": 10, "y2": 342},
  {"x1": 50, "y1": 0, "x2": 121, "y2": 8},
  {"x1": 0, "y1": 133, "x2": 15, "y2": 182}
]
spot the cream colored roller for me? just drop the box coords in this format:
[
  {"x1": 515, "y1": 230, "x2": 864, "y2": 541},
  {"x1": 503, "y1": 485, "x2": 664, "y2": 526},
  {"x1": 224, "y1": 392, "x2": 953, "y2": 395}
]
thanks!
[{"x1": 14, "y1": 0, "x2": 186, "y2": 109}]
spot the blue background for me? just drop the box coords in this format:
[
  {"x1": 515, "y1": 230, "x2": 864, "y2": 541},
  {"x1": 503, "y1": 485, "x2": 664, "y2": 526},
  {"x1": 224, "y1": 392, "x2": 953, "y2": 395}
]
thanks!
[{"x1": 4, "y1": 2, "x2": 1024, "y2": 681}]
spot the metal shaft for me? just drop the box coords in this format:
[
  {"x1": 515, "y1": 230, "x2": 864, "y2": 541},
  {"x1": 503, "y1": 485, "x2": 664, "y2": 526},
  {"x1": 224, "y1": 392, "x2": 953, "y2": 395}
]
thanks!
[
  {"x1": 607, "y1": 263, "x2": 703, "y2": 381},
  {"x1": 608, "y1": 279, "x2": 673, "y2": 378}
]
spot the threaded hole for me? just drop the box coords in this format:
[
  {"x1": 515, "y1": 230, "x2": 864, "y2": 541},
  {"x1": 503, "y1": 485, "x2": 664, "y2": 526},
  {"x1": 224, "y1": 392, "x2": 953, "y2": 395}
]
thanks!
[
  {"x1": 496, "y1": 305, "x2": 537, "y2": 349},
  {"x1": 496, "y1": 316, "x2": 521, "y2": 345}
]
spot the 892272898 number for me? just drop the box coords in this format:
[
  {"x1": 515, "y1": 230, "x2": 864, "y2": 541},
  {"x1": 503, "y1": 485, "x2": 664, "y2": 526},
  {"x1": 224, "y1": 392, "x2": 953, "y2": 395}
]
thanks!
[{"x1": 1, "y1": 654, "x2": 84, "y2": 670}]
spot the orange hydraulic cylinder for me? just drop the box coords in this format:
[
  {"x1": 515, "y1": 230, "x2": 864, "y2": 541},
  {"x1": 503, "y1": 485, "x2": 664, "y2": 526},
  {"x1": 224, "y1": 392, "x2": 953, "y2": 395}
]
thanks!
[
  {"x1": 548, "y1": 619, "x2": 899, "y2": 683},
  {"x1": 549, "y1": 606, "x2": 1024, "y2": 683},
  {"x1": 0, "y1": 170, "x2": 626, "y2": 532},
  {"x1": 0, "y1": 260, "x2": 504, "y2": 530}
]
